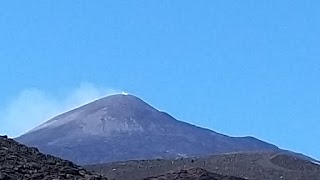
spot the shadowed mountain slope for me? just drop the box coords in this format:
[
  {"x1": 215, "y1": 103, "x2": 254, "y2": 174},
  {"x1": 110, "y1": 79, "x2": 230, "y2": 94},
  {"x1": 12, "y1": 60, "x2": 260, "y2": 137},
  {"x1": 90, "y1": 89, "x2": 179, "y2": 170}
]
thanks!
[{"x1": 18, "y1": 94, "x2": 281, "y2": 165}]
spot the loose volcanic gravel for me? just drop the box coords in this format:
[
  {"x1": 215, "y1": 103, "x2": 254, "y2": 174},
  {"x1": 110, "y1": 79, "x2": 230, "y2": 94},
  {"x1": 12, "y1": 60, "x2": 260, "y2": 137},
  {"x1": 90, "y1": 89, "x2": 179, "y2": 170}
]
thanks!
[
  {"x1": 144, "y1": 168, "x2": 247, "y2": 180},
  {"x1": 0, "y1": 135, "x2": 108, "y2": 180}
]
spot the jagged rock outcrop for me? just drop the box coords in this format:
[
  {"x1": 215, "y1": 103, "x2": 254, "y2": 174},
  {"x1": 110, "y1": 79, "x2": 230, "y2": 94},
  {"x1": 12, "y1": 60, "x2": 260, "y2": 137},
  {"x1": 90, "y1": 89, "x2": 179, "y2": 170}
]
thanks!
[{"x1": 0, "y1": 135, "x2": 107, "y2": 180}]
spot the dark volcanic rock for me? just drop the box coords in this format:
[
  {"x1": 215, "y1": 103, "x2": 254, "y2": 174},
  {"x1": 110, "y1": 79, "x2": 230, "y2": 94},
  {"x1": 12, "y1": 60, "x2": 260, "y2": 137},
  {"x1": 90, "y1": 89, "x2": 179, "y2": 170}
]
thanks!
[
  {"x1": 0, "y1": 135, "x2": 107, "y2": 180},
  {"x1": 270, "y1": 154, "x2": 320, "y2": 171},
  {"x1": 86, "y1": 152, "x2": 320, "y2": 180},
  {"x1": 17, "y1": 94, "x2": 280, "y2": 165},
  {"x1": 144, "y1": 168, "x2": 246, "y2": 180}
]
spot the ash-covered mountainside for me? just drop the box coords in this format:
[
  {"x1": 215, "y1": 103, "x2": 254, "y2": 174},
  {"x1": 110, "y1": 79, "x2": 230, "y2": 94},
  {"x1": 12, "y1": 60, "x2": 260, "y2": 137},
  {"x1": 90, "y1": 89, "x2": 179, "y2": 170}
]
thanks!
[
  {"x1": 144, "y1": 168, "x2": 247, "y2": 180},
  {"x1": 0, "y1": 135, "x2": 107, "y2": 180},
  {"x1": 87, "y1": 153, "x2": 320, "y2": 180},
  {"x1": 18, "y1": 94, "x2": 279, "y2": 165}
]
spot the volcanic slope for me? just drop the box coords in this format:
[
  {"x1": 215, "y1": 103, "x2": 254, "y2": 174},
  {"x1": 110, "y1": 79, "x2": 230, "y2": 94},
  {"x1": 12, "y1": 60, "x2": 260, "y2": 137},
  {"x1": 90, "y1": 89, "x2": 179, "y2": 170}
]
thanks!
[
  {"x1": 0, "y1": 135, "x2": 107, "y2": 180},
  {"x1": 86, "y1": 152, "x2": 320, "y2": 180},
  {"x1": 143, "y1": 168, "x2": 247, "y2": 180},
  {"x1": 18, "y1": 94, "x2": 280, "y2": 165}
]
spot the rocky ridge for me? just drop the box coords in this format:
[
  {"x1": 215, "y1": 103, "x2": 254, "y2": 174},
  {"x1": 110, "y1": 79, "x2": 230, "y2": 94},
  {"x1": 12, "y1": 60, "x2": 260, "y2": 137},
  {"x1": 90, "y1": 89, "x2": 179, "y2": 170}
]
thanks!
[
  {"x1": 87, "y1": 153, "x2": 320, "y2": 180},
  {"x1": 144, "y1": 168, "x2": 247, "y2": 180},
  {"x1": 0, "y1": 135, "x2": 107, "y2": 180}
]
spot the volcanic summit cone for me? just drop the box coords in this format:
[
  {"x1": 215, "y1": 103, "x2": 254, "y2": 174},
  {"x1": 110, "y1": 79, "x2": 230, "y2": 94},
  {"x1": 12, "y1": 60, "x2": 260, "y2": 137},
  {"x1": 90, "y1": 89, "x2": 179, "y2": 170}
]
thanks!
[{"x1": 17, "y1": 94, "x2": 278, "y2": 165}]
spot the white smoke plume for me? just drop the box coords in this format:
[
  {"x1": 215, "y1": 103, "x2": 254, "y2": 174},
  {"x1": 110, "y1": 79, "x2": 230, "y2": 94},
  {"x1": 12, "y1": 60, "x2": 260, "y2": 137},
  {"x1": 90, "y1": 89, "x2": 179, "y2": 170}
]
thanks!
[{"x1": 0, "y1": 82, "x2": 119, "y2": 137}]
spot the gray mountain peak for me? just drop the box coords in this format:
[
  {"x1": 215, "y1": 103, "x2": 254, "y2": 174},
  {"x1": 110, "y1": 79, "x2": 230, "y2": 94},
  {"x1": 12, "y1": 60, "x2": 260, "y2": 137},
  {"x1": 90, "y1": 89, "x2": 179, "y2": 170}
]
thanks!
[
  {"x1": 17, "y1": 94, "x2": 279, "y2": 165},
  {"x1": 28, "y1": 94, "x2": 159, "y2": 135}
]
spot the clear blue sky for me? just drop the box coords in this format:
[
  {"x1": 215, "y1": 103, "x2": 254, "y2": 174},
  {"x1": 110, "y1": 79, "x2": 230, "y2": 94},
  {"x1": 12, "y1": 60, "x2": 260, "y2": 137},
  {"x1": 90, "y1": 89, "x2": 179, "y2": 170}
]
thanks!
[{"x1": 1, "y1": 1, "x2": 319, "y2": 160}]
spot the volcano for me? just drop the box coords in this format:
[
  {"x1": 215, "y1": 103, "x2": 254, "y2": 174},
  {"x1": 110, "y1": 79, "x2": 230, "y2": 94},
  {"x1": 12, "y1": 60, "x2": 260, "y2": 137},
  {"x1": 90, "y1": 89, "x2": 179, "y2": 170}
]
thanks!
[{"x1": 17, "y1": 94, "x2": 280, "y2": 165}]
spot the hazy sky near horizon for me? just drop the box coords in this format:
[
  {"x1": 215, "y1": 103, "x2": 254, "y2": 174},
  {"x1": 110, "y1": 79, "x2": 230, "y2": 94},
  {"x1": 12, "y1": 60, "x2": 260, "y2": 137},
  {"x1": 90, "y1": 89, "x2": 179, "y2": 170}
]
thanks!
[{"x1": 0, "y1": 1, "x2": 319, "y2": 159}]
